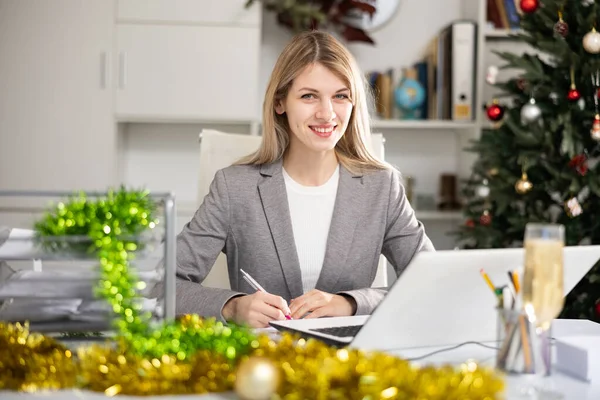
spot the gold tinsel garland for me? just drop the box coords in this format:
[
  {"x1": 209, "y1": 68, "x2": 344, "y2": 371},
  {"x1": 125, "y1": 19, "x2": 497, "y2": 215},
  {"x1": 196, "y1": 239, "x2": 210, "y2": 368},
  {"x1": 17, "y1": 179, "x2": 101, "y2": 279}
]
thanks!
[
  {"x1": 0, "y1": 189, "x2": 506, "y2": 398},
  {"x1": 0, "y1": 322, "x2": 78, "y2": 392},
  {"x1": 1, "y1": 321, "x2": 505, "y2": 398}
]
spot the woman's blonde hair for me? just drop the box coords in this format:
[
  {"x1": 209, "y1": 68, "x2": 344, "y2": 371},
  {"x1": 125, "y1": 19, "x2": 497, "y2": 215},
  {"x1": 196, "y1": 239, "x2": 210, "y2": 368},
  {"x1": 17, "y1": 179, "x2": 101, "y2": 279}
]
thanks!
[{"x1": 236, "y1": 30, "x2": 389, "y2": 173}]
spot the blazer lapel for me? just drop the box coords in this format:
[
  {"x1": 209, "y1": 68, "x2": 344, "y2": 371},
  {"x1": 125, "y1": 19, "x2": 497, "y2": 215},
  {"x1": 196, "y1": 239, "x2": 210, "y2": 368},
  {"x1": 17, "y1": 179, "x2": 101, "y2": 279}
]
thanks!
[
  {"x1": 257, "y1": 161, "x2": 304, "y2": 299},
  {"x1": 315, "y1": 166, "x2": 366, "y2": 291}
]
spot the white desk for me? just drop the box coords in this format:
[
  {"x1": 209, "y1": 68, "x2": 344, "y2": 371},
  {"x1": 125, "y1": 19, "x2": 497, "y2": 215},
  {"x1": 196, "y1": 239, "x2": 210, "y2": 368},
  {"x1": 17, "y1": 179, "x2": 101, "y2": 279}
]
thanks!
[
  {"x1": 2, "y1": 320, "x2": 599, "y2": 399},
  {"x1": 393, "y1": 342, "x2": 599, "y2": 400},
  {"x1": 392, "y1": 319, "x2": 600, "y2": 400}
]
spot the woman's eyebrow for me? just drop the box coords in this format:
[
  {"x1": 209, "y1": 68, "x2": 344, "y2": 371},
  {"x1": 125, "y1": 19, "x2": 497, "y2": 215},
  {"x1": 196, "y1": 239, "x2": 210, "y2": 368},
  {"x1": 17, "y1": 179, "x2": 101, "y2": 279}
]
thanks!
[{"x1": 297, "y1": 87, "x2": 350, "y2": 93}]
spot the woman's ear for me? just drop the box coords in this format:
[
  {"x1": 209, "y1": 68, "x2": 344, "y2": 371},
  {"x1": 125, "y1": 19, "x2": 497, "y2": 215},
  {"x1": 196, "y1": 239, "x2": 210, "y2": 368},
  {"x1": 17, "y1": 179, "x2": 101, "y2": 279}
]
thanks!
[{"x1": 275, "y1": 101, "x2": 285, "y2": 115}]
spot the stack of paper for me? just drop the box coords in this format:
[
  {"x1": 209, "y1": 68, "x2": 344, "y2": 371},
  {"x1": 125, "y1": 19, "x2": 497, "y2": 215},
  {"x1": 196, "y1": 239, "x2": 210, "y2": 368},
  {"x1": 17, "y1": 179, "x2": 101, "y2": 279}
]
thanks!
[
  {"x1": 554, "y1": 319, "x2": 600, "y2": 382},
  {"x1": 555, "y1": 336, "x2": 600, "y2": 382}
]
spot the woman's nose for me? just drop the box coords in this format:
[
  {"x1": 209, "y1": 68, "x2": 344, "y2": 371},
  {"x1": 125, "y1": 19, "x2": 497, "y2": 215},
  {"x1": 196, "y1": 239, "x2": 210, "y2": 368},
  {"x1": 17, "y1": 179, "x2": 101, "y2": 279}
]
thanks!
[{"x1": 315, "y1": 100, "x2": 336, "y2": 121}]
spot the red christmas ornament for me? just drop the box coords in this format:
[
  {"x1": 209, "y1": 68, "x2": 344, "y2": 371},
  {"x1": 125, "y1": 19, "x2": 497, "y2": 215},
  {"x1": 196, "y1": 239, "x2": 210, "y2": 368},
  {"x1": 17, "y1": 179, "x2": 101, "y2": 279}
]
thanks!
[
  {"x1": 519, "y1": 0, "x2": 539, "y2": 14},
  {"x1": 597, "y1": 87, "x2": 600, "y2": 99},
  {"x1": 516, "y1": 78, "x2": 527, "y2": 91},
  {"x1": 553, "y1": 11, "x2": 569, "y2": 37},
  {"x1": 595, "y1": 302, "x2": 600, "y2": 318},
  {"x1": 465, "y1": 218, "x2": 475, "y2": 228},
  {"x1": 486, "y1": 102, "x2": 504, "y2": 122},
  {"x1": 568, "y1": 154, "x2": 588, "y2": 176},
  {"x1": 567, "y1": 87, "x2": 581, "y2": 101},
  {"x1": 553, "y1": 19, "x2": 569, "y2": 37},
  {"x1": 480, "y1": 211, "x2": 492, "y2": 226}
]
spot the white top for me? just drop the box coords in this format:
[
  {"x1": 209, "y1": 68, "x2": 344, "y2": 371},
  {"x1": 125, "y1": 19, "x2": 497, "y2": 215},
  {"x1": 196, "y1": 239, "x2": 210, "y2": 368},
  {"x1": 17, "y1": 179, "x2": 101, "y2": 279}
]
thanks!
[{"x1": 282, "y1": 165, "x2": 339, "y2": 293}]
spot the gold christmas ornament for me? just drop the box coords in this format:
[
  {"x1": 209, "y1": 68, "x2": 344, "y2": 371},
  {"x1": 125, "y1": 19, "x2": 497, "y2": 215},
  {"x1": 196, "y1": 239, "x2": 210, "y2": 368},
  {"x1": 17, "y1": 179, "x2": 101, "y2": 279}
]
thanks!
[
  {"x1": 235, "y1": 356, "x2": 281, "y2": 400},
  {"x1": 515, "y1": 172, "x2": 533, "y2": 194}
]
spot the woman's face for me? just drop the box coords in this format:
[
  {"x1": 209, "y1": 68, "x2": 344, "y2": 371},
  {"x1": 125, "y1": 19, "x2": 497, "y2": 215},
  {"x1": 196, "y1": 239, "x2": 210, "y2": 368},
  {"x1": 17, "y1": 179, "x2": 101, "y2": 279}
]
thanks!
[{"x1": 276, "y1": 62, "x2": 353, "y2": 155}]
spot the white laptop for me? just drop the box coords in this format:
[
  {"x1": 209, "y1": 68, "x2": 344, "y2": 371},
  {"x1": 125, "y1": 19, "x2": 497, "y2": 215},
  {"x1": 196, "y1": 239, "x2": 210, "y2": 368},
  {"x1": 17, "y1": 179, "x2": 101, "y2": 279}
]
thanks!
[{"x1": 270, "y1": 246, "x2": 600, "y2": 352}]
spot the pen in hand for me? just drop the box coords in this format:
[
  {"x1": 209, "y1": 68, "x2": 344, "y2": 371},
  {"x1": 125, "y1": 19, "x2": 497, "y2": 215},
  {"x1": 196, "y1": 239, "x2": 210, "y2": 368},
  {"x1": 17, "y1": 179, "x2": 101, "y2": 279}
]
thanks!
[{"x1": 240, "y1": 269, "x2": 292, "y2": 320}]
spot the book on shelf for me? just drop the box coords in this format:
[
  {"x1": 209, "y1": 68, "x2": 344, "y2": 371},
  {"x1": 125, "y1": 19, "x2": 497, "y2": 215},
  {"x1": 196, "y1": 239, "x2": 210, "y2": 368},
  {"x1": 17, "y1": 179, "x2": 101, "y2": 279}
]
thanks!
[
  {"x1": 431, "y1": 20, "x2": 478, "y2": 121},
  {"x1": 414, "y1": 61, "x2": 428, "y2": 120},
  {"x1": 487, "y1": 0, "x2": 521, "y2": 30}
]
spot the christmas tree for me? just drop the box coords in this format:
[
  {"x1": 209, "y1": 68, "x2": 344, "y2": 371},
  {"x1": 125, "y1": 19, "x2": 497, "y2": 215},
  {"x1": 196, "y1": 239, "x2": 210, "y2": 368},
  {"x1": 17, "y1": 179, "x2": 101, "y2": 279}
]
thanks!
[{"x1": 456, "y1": 0, "x2": 600, "y2": 322}]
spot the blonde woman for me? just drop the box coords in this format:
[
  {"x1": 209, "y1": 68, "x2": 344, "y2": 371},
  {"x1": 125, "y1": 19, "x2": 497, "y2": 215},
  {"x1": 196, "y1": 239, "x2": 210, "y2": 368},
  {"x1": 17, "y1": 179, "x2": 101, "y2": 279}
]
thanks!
[{"x1": 176, "y1": 31, "x2": 434, "y2": 328}]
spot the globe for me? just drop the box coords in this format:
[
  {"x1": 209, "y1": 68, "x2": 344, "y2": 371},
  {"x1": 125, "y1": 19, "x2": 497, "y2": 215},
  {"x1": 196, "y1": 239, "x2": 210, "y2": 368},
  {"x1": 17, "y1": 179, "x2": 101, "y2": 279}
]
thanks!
[{"x1": 394, "y1": 78, "x2": 426, "y2": 112}]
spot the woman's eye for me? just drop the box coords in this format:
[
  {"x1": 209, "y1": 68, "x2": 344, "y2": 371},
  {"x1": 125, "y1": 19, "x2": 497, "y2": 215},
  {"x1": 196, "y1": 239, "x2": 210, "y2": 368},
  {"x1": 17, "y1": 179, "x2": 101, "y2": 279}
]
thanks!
[
  {"x1": 301, "y1": 93, "x2": 315, "y2": 99},
  {"x1": 335, "y1": 94, "x2": 349, "y2": 100}
]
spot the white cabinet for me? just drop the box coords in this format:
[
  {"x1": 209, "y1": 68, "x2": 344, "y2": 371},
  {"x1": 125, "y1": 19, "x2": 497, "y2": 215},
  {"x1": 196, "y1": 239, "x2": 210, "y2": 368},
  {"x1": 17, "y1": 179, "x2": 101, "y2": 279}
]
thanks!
[
  {"x1": 117, "y1": 0, "x2": 261, "y2": 26},
  {"x1": 115, "y1": 24, "x2": 261, "y2": 122},
  {"x1": 114, "y1": 0, "x2": 262, "y2": 123},
  {"x1": 0, "y1": 0, "x2": 116, "y2": 193},
  {"x1": 0, "y1": 0, "x2": 262, "y2": 211}
]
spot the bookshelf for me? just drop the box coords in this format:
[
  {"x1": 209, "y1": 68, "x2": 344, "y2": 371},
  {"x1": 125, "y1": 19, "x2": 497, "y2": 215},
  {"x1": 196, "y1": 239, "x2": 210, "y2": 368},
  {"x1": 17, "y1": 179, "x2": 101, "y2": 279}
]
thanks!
[
  {"x1": 484, "y1": 29, "x2": 522, "y2": 39},
  {"x1": 366, "y1": 0, "x2": 528, "y2": 248},
  {"x1": 485, "y1": 29, "x2": 520, "y2": 40},
  {"x1": 371, "y1": 119, "x2": 476, "y2": 130},
  {"x1": 417, "y1": 211, "x2": 463, "y2": 221}
]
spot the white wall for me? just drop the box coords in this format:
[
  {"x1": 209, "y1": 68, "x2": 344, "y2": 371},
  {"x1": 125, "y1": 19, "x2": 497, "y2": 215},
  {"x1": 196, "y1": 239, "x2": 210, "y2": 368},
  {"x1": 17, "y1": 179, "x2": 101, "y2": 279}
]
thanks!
[
  {"x1": 123, "y1": 0, "x2": 468, "y2": 249},
  {"x1": 122, "y1": 122, "x2": 250, "y2": 211}
]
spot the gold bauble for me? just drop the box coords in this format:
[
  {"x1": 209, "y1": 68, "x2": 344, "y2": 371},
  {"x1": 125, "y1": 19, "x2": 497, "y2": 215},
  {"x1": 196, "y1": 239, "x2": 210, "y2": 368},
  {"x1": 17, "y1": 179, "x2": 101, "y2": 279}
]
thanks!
[
  {"x1": 235, "y1": 356, "x2": 280, "y2": 400},
  {"x1": 515, "y1": 172, "x2": 533, "y2": 194},
  {"x1": 488, "y1": 167, "x2": 499, "y2": 176}
]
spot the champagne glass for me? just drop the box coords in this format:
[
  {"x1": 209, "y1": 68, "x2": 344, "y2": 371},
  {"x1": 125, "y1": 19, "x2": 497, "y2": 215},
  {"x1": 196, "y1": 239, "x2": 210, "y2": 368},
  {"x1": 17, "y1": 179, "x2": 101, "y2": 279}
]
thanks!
[
  {"x1": 515, "y1": 223, "x2": 565, "y2": 399},
  {"x1": 523, "y1": 223, "x2": 565, "y2": 330}
]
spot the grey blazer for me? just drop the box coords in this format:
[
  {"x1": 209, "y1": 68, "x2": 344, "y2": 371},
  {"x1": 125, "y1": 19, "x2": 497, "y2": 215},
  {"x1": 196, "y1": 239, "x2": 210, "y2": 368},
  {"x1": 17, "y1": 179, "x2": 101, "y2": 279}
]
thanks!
[{"x1": 175, "y1": 160, "x2": 434, "y2": 321}]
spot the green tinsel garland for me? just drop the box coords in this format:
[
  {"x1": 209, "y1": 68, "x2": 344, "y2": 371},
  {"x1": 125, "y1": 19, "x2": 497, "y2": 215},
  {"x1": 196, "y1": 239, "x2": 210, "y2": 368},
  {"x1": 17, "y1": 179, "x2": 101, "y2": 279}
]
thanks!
[{"x1": 34, "y1": 187, "x2": 255, "y2": 361}]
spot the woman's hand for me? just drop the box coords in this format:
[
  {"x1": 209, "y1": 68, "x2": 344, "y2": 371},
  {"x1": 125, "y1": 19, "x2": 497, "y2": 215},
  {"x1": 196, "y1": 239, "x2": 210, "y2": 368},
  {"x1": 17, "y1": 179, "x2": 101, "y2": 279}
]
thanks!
[
  {"x1": 222, "y1": 292, "x2": 291, "y2": 328},
  {"x1": 289, "y1": 290, "x2": 357, "y2": 319}
]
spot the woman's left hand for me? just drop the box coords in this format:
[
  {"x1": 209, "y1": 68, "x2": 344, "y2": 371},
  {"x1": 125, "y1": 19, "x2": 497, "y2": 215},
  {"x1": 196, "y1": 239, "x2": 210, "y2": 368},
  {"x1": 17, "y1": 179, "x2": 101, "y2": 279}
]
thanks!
[{"x1": 289, "y1": 290, "x2": 357, "y2": 319}]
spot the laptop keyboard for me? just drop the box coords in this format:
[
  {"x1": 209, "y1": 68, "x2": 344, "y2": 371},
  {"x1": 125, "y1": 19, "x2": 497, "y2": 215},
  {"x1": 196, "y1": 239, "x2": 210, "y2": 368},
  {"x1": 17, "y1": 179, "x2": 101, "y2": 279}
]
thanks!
[{"x1": 309, "y1": 325, "x2": 362, "y2": 338}]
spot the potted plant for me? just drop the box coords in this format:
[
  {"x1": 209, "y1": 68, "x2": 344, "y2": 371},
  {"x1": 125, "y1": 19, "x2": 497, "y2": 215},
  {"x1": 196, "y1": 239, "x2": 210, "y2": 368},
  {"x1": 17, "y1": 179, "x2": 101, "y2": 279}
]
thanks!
[{"x1": 245, "y1": 0, "x2": 378, "y2": 44}]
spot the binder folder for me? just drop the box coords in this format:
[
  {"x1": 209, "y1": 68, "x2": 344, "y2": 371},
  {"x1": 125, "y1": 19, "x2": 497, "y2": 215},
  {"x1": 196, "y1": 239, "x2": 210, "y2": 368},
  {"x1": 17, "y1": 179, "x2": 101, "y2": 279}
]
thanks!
[{"x1": 438, "y1": 21, "x2": 477, "y2": 121}]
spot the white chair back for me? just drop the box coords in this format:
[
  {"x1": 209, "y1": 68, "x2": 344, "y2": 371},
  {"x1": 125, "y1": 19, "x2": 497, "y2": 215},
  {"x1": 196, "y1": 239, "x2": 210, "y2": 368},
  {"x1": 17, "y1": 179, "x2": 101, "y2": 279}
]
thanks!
[{"x1": 197, "y1": 129, "x2": 388, "y2": 290}]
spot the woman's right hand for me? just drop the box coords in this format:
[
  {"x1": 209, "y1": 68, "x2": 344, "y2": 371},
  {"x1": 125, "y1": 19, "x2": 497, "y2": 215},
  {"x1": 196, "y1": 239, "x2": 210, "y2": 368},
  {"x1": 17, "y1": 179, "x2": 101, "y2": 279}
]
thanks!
[{"x1": 222, "y1": 292, "x2": 291, "y2": 328}]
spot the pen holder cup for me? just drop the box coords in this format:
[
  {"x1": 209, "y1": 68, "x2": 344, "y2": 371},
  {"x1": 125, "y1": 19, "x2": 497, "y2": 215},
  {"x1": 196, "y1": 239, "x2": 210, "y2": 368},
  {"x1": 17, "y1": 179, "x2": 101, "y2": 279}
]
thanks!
[{"x1": 495, "y1": 308, "x2": 552, "y2": 376}]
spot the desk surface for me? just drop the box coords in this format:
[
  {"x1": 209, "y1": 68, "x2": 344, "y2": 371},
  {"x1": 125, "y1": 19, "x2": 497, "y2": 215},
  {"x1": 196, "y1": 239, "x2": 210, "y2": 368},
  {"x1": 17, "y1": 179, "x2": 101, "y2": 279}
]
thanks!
[
  {"x1": 2, "y1": 320, "x2": 599, "y2": 400},
  {"x1": 394, "y1": 342, "x2": 599, "y2": 400}
]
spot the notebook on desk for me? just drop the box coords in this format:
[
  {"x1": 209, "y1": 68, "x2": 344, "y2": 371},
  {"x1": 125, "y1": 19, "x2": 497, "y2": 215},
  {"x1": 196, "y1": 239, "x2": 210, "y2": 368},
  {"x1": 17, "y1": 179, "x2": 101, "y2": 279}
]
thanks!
[{"x1": 270, "y1": 246, "x2": 600, "y2": 352}]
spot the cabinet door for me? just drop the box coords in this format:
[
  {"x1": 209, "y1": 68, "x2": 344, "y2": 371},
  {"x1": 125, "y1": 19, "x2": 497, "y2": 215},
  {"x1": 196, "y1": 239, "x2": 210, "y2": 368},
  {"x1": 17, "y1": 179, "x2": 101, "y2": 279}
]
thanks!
[
  {"x1": 0, "y1": 0, "x2": 116, "y2": 193},
  {"x1": 117, "y1": 0, "x2": 260, "y2": 26},
  {"x1": 115, "y1": 24, "x2": 260, "y2": 122}
]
